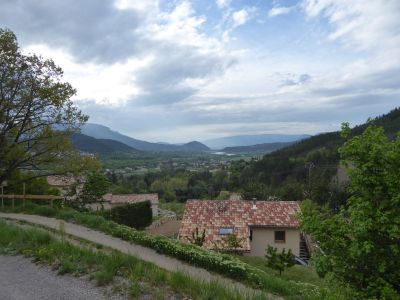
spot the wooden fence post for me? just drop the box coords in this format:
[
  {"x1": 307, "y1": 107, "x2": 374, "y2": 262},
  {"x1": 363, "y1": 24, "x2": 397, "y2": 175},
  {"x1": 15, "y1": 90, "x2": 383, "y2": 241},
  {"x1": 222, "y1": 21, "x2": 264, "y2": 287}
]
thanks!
[
  {"x1": 1, "y1": 185, "x2": 3, "y2": 208},
  {"x1": 23, "y1": 183, "x2": 26, "y2": 208},
  {"x1": 12, "y1": 194, "x2": 14, "y2": 209}
]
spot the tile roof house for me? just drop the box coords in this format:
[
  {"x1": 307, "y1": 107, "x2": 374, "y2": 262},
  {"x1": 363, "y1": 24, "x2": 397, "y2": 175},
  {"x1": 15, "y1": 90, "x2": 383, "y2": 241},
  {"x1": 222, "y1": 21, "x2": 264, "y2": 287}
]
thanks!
[
  {"x1": 47, "y1": 175, "x2": 77, "y2": 195},
  {"x1": 178, "y1": 199, "x2": 301, "y2": 257},
  {"x1": 47, "y1": 175, "x2": 75, "y2": 188}
]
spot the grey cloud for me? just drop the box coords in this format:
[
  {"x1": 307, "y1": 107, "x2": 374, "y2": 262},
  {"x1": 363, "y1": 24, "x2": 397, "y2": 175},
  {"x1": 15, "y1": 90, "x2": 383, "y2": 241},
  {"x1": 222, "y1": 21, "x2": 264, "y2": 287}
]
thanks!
[
  {"x1": 280, "y1": 73, "x2": 311, "y2": 86},
  {"x1": 136, "y1": 43, "x2": 235, "y2": 105},
  {"x1": 0, "y1": 0, "x2": 235, "y2": 105},
  {"x1": 0, "y1": 0, "x2": 143, "y2": 63}
]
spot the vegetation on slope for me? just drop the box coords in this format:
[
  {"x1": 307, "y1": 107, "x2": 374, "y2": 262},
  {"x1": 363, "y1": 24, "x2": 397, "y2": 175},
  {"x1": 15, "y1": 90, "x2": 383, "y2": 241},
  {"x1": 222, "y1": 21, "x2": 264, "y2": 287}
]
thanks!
[
  {"x1": 72, "y1": 133, "x2": 139, "y2": 155},
  {"x1": 301, "y1": 124, "x2": 400, "y2": 299},
  {"x1": 0, "y1": 203, "x2": 352, "y2": 299},
  {"x1": 0, "y1": 220, "x2": 251, "y2": 300},
  {"x1": 230, "y1": 107, "x2": 400, "y2": 207}
]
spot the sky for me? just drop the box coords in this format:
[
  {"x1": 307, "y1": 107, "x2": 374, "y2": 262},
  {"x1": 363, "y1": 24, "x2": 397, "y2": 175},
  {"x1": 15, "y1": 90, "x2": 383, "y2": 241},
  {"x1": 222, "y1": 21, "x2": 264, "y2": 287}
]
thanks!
[{"x1": 1, "y1": 0, "x2": 399, "y2": 143}]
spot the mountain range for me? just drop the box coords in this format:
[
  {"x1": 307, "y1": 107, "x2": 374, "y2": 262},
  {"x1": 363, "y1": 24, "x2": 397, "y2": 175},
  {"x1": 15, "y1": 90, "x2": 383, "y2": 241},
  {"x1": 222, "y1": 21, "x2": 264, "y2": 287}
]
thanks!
[
  {"x1": 73, "y1": 123, "x2": 311, "y2": 155},
  {"x1": 221, "y1": 142, "x2": 295, "y2": 153},
  {"x1": 203, "y1": 134, "x2": 310, "y2": 150},
  {"x1": 79, "y1": 123, "x2": 210, "y2": 153}
]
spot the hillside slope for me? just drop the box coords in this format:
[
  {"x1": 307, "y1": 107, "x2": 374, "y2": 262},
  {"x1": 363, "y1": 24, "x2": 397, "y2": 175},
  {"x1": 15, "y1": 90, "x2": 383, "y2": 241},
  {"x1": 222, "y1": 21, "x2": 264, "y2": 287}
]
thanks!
[
  {"x1": 71, "y1": 133, "x2": 139, "y2": 155},
  {"x1": 233, "y1": 107, "x2": 400, "y2": 194}
]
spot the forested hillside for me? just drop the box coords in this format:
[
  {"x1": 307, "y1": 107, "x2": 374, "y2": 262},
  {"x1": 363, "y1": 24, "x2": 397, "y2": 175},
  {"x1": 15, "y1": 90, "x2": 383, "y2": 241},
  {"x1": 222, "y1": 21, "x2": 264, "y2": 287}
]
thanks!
[
  {"x1": 230, "y1": 107, "x2": 400, "y2": 207},
  {"x1": 72, "y1": 133, "x2": 139, "y2": 155}
]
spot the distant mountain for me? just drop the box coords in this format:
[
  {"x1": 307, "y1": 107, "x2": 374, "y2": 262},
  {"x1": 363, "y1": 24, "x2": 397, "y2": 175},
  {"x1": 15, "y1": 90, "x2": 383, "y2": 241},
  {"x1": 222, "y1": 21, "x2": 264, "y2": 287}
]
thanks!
[
  {"x1": 181, "y1": 141, "x2": 210, "y2": 152},
  {"x1": 203, "y1": 134, "x2": 310, "y2": 150},
  {"x1": 72, "y1": 133, "x2": 139, "y2": 155},
  {"x1": 222, "y1": 142, "x2": 295, "y2": 153},
  {"x1": 81, "y1": 123, "x2": 210, "y2": 152}
]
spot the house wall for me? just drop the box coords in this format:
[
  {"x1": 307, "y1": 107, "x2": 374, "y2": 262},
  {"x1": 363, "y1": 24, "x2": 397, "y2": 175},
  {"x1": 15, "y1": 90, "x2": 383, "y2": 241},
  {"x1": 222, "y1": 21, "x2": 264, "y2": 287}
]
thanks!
[{"x1": 247, "y1": 227, "x2": 300, "y2": 257}]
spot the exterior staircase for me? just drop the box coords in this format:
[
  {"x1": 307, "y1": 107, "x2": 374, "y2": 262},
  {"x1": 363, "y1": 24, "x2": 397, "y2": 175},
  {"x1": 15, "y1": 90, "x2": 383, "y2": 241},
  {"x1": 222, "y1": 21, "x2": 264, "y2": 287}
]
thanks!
[{"x1": 299, "y1": 233, "x2": 311, "y2": 262}]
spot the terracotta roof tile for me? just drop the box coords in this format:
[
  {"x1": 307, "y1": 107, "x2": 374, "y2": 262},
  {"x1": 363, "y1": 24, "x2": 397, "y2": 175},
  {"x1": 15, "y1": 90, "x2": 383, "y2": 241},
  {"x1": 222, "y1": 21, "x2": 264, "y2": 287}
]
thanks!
[
  {"x1": 47, "y1": 175, "x2": 75, "y2": 187},
  {"x1": 102, "y1": 193, "x2": 158, "y2": 204}
]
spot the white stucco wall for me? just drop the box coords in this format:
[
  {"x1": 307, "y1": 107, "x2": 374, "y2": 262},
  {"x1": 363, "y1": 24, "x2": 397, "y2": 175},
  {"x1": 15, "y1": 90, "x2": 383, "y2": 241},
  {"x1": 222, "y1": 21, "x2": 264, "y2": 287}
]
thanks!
[{"x1": 247, "y1": 227, "x2": 300, "y2": 257}]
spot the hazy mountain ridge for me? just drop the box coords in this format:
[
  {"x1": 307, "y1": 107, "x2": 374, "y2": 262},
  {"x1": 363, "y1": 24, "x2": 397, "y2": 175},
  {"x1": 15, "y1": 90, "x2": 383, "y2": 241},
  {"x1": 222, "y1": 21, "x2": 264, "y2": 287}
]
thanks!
[
  {"x1": 203, "y1": 134, "x2": 310, "y2": 150},
  {"x1": 81, "y1": 123, "x2": 210, "y2": 152},
  {"x1": 222, "y1": 142, "x2": 295, "y2": 153}
]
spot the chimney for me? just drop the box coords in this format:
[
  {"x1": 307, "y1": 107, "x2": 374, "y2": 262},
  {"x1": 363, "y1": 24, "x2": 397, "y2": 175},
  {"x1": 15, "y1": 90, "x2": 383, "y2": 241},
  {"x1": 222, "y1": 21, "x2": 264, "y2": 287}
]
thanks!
[{"x1": 252, "y1": 198, "x2": 257, "y2": 210}]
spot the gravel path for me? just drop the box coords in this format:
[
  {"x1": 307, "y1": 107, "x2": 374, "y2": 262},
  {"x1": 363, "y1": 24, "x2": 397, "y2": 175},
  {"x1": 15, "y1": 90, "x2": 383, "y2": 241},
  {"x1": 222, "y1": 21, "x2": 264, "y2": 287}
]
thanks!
[
  {"x1": 0, "y1": 255, "x2": 124, "y2": 300},
  {"x1": 0, "y1": 213, "x2": 272, "y2": 299}
]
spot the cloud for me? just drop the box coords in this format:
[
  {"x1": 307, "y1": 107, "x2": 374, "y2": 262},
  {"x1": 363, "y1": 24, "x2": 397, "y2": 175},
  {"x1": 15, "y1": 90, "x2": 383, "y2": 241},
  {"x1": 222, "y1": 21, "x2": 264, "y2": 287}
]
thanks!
[
  {"x1": 1, "y1": 0, "x2": 399, "y2": 142},
  {"x1": 1, "y1": 0, "x2": 235, "y2": 106},
  {"x1": 216, "y1": 0, "x2": 231, "y2": 9},
  {"x1": 268, "y1": 6, "x2": 294, "y2": 17},
  {"x1": 232, "y1": 9, "x2": 250, "y2": 27},
  {"x1": 301, "y1": 0, "x2": 400, "y2": 54},
  {"x1": 0, "y1": 0, "x2": 147, "y2": 63},
  {"x1": 280, "y1": 73, "x2": 312, "y2": 86}
]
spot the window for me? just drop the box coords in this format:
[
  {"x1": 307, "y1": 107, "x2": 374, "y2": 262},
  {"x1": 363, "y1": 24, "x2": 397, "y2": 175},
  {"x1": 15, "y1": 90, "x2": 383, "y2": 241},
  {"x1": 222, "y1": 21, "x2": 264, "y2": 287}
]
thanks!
[
  {"x1": 274, "y1": 231, "x2": 285, "y2": 243},
  {"x1": 219, "y1": 227, "x2": 233, "y2": 235}
]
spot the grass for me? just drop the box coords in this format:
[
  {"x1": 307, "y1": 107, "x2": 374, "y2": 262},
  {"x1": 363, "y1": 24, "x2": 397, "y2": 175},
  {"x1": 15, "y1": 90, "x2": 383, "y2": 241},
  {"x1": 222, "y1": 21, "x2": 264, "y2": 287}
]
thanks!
[
  {"x1": 0, "y1": 220, "x2": 257, "y2": 300},
  {"x1": 159, "y1": 201, "x2": 186, "y2": 218},
  {"x1": 0, "y1": 202, "x2": 354, "y2": 299},
  {"x1": 238, "y1": 256, "x2": 329, "y2": 289}
]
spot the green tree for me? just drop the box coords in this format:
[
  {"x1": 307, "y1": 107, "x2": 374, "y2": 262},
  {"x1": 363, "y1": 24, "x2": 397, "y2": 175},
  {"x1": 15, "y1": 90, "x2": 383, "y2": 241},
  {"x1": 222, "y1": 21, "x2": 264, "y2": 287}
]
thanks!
[
  {"x1": 0, "y1": 28, "x2": 91, "y2": 183},
  {"x1": 78, "y1": 172, "x2": 110, "y2": 207},
  {"x1": 241, "y1": 182, "x2": 270, "y2": 200},
  {"x1": 300, "y1": 124, "x2": 400, "y2": 298},
  {"x1": 265, "y1": 245, "x2": 295, "y2": 275}
]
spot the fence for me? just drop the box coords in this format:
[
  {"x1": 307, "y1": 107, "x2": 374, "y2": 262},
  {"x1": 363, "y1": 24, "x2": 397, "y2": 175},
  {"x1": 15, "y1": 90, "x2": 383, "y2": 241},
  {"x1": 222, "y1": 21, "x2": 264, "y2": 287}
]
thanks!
[{"x1": 0, "y1": 194, "x2": 64, "y2": 208}]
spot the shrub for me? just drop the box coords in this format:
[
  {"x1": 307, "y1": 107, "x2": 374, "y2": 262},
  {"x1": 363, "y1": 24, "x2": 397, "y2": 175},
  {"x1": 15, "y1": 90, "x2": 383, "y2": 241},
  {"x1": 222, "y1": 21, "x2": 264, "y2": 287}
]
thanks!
[
  {"x1": 265, "y1": 246, "x2": 295, "y2": 275},
  {"x1": 105, "y1": 201, "x2": 152, "y2": 229}
]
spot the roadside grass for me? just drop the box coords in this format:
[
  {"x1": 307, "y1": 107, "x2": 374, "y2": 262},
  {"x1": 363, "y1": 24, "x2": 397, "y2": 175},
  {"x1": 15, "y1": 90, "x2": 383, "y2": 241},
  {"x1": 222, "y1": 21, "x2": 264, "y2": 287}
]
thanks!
[
  {"x1": 0, "y1": 220, "x2": 255, "y2": 300},
  {"x1": 159, "y1": 201, "x2": 186, "y2": 218},
  {"x1": 0, "y1": 202, "x2": 354, "y2": 299},
  {"x1": 238, "y1": 256, "x2": 329, "y2": 289}
]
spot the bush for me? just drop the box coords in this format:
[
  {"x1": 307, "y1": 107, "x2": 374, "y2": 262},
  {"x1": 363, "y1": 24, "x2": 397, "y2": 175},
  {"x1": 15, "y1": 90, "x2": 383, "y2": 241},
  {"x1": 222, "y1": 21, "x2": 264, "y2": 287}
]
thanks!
[
  {"x1": 33, "y1": 205, "x2": 57, "y2": 217},
  {"x1": 105, "y1": 201, "x2": 152, "y2": 229}
]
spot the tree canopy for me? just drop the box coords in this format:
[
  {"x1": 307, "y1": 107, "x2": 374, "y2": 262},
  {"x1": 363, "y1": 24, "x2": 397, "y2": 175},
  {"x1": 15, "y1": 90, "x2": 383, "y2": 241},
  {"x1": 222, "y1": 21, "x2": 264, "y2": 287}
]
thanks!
[
  {"x1": 300, "y1": 124, "x2": 400, "y2": 298},
  {"x1": 0, "y1": 28, "x2": 93, "y2": 184}
]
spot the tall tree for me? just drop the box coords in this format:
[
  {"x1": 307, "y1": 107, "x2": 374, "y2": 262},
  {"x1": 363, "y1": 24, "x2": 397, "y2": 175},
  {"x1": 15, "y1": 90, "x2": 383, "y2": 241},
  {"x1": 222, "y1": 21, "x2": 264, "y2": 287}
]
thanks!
[
  {"x1": 0, "y1": 28, "x2": 91, "y2": 183},
  {"x1": 300, "y1": 124, "x2": 400, "y2": 298}
]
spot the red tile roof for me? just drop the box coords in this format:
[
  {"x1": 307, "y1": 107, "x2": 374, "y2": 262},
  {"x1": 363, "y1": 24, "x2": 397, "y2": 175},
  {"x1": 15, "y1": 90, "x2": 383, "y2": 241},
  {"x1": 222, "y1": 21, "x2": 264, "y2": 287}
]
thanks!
[
  {"x1": 47, "y1": 175, "x2": 75, "y2": 187},
  {"x1": 178, "y1": 200, "x2": 300, "y2": 251},
  {"x1": 102, "y1": 193, "x2": 158, "y2": 204}
]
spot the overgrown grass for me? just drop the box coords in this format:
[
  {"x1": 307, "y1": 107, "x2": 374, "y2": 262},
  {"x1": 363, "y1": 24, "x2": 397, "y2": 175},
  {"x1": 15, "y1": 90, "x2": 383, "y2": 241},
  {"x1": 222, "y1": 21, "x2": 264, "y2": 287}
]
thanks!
[
  {"x1": 0, "y1": 220, "x2": 255, "y2": 300},
  {"x1": 0, "y1": 202, "x2": 354, "y2": 299},
  {"x1": 159, "y1": 201, "x2": 186, "y2": 218},
  {"x1": 238, "y1": 256, "x2": 329, "y2": 289}
]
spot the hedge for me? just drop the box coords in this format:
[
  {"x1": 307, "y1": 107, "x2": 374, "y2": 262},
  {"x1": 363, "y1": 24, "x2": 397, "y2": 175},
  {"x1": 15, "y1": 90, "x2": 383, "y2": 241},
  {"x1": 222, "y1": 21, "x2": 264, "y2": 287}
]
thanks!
[{"x1": 104, "y1": 201, "x2": 152, "y2": 229}]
